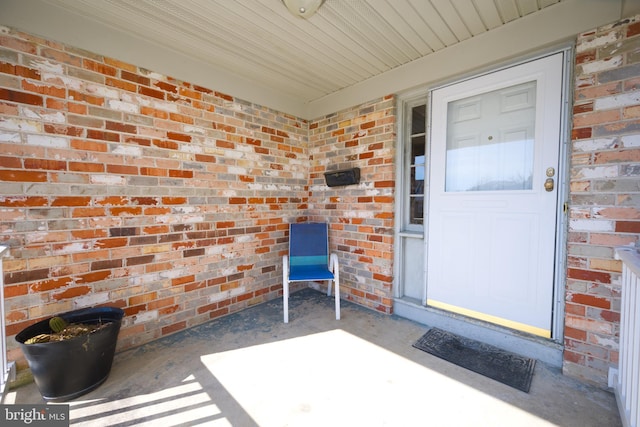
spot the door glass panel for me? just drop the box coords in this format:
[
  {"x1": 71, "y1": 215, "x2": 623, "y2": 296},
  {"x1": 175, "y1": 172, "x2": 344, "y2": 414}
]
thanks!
[{"x1": 445, "y1": 81, "x2": 536, "y2": 192}]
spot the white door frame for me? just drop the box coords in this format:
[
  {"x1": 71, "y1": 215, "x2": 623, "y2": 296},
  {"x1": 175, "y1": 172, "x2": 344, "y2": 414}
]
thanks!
[{"x1": 394, "y1": 47, "x2": 571, "y2": 345}]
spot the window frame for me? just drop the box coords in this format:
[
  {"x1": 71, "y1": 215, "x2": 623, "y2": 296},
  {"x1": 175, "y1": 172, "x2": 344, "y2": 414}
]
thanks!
[{"x1": 399, "y1": 95, "x2": 428, "y2": 234}]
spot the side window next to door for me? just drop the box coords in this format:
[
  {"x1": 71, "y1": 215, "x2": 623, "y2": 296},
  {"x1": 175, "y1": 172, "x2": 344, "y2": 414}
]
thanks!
[{"x1": 405, "y1": 102, "x2": 427, "y2": 229}]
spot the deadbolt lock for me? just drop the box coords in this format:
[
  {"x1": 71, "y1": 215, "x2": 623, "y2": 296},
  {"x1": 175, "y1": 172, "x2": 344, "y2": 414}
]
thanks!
[
  {"x1": 544, "y1": 178, "x2": 554, "y2": 192},
  {"x1": 546, "y1": 167, "x2": 555, "y2": 177}
]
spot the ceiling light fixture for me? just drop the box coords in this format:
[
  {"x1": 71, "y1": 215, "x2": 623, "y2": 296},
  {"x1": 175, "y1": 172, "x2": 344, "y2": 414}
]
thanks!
[{"x1": 282, "y1": 0, "x2": 325, "y2": 19}]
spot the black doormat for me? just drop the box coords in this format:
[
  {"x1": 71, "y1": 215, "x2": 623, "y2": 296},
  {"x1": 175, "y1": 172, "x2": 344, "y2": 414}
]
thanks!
[{"x1": 413, "y1": 328, "x2": 536, "y2": 393}]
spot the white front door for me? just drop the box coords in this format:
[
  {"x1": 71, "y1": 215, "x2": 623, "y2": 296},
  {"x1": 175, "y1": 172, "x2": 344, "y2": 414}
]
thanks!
[{"x1": 426, "y1": 53, "x2": 563, "y2": 338}]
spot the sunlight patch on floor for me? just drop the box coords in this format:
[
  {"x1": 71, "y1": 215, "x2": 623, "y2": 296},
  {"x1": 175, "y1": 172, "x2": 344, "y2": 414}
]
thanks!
[
  {"x1": 201, "y1": 329, "x2": 555, "y2": 427},
  {"x1": 66, "y1": 376, "x2": 230, "y2": 426}
]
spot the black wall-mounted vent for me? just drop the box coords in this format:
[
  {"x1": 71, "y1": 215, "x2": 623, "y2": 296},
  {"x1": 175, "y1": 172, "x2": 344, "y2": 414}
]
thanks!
[{"x1": 324, "y1": 168, "x2": 360, "y2": 187}]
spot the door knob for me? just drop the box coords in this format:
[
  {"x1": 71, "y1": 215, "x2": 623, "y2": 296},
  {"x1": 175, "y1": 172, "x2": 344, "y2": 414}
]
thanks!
[{"x1": 544, "y1": 178, "x2": 554, "y2": 192}]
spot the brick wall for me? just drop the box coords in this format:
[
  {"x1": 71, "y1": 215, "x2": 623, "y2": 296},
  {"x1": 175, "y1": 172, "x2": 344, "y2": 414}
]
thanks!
[
  {"x1": 2, "y1": 13, "x2": 639, "y2": 390},
  {"x1": 308, "y1": 97, "x2": 396, "y2": 313},
  {"x1": 0, "y1": 27, "x2": 308, "y2": 369},
  {"x1": 566, "y1": 15, "x2": 640, "y2": 385}
]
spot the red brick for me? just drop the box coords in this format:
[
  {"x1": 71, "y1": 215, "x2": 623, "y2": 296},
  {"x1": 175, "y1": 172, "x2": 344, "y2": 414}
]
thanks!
[
  {"x1": 139, "y1": 86, "x2": 165, "y2": 100},
  {"x1": 162, "y1": 321, "x2": 186, "y2": 335},
  {"x1": 31, "y1": 276, "x2": 71, "y2": 292},
  {"x1": 106, "y1": 164, "x2": 138, "y2": 175},
  {"x1": 106, "y1": 121, "x2": 137, "y2": 133},
  {"x1": 22, "y1": 81, "x2": 65, "y2": 98},
  {"x1": 87, "y1": 129, "x2": 119, "y2": 142},
  {"x1": 68, "y1": 90, "x2": 103, "y2": 106},
  {"x1": 162, "y1": 197, "x2": 187, "y2": 205},
  {"x1": 0, "y1": 170, "x2": 47, "y2": 182},
  {"x1": 216, "y1": 140, "x2": 234, "y2": 149},
  {"x1": 627, "y1": 21, "x2": 640, "y2": 37},
  {"x1": 77, "y1": 270, "x2": 111, "y2": 283},
  {"x1": 71, "y1": 139, "x2": 108, "y2": 152},
  {"x1": 111, "y1": 206, "x2": 142, "y2": 216},
  {"x1": 152, "y1": 139, "x2": 179, "y2": 150},
  {"x1": 72, "y1": 207, "x2": 106, "y2": 217},
  {"x1": 0, "y1": 63, "x2": 41, "y2": 79},
  {"x1": 121, "y1": 70, "x2": 149, "y2": 85},
  {"x1": 83, "y1": 59, "x2": 117, "y2": 76},
  {"x1": 69, "y1": 161, "x2": 104, "y2": 172},
  {"x1": 616, "y1": 221, "x2": 640, "y2": 233},
  {"x1": 52, "y1": 285, "x2": 92, "y2": 300},
  {"x1": 169, "y1": 169, "x2": 193, "y2": 178},
  {"x1": 141, "y1": 167, "x2": 167, "y2": 176},
  {"x1": 571, "y1": 127, "x2": 592, "y2": 140},
  {"x1": 51, "y1": 196, "x2": 91, "y2": 207},
  {"x1": 568, "y1": 292, "x2": 611, "y2": 309},
  {"x1": 167, "y1": 132, "x2": 191, "y2": 142},
  {"x1": 0, "y1": 88, "x2": 43, "y2": 106},
  {"x1": 0, "y1": 156, "x2": 21, "y2": 168},
  {"x1": 0, "y1": 196, "x2": 48, "y2": 207},
  {"x1": 567, "y1": 268, "x2": 611, "y2": 284}
]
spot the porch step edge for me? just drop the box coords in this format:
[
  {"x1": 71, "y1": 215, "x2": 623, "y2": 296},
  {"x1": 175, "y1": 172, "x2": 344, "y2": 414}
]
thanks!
[{"x1": 394, "y1": 297, "x2": 563, "y2": 368}]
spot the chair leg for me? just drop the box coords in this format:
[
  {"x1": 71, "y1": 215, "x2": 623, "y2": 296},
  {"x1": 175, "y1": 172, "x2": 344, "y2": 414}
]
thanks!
[
  {"x1": 283, "y1": 255, "x2": 289, "y2": 323},
  {"x1": 283, "y1": 280, "x2": 289, "y2": 323},
  {"x1": 327, "y1": 279, "x2": 332, "y2": 296},
  {"x1": 334, "y1": 278, "x2": 340, "y2": 320}
]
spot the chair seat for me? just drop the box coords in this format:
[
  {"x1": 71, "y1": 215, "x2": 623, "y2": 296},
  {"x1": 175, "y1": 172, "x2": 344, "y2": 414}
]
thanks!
[
  {"x1": 289, "y1": 265, "x2": 335, "y2": 281},
  {"x1": 283, "y1": 222, "x2": 340, "y2": 323}
]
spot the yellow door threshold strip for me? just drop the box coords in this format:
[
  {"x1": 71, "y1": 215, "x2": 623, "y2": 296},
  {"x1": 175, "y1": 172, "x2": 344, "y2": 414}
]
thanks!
[{"x1": 427, "y1": 299, "x2": 551, "y2": 338}]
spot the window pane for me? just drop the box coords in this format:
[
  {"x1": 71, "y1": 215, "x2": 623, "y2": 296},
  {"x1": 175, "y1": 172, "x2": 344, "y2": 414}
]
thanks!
[
  {"x1": 411, "y1": 165, "x2": 425, "y2": 194},
  {"x1": 411, "y1": 136, "x2": 425, "y2": 165},
  {"x1": 410, "y1": 196, "x2": 424, "y2": 225},
  {"x1": 411, "y1": 105, "x2": 426, "y2": 134},
  {"x1": 445, "y1": 81, "x2": 536, "y2": 192}
]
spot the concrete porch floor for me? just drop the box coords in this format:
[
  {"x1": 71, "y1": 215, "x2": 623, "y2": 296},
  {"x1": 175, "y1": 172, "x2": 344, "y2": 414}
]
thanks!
[{"x1": 4, "y1": 289, "x2": 621, "y2": 427}]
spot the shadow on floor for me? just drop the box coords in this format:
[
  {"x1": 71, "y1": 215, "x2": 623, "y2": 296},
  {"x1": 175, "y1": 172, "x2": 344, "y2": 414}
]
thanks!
[{"x1": 4, "y1": 289, "x2": 621, "y2": 427}]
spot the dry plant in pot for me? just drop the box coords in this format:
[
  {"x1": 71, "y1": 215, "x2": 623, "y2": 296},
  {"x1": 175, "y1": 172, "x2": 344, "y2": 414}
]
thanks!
[{"x1": 15, "y1": 306, "x2": 125, "y2": 402}]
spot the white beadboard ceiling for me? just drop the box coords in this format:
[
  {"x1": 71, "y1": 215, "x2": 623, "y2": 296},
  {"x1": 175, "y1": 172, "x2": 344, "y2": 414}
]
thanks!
[
  {"x1": 0, "y1": 0, "x2": 632, "y2": 118},
  {"x1": 38, "y1": 0, "x2": 563, "y2": 101}
]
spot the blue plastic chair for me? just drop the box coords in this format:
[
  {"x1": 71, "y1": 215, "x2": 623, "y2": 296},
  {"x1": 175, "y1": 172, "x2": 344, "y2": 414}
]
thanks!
[{"x1": 282, "y1": 223, "x2": 340, "y2": 323}]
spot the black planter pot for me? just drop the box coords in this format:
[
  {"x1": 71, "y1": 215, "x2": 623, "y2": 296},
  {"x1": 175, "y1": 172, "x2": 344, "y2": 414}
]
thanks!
[{"x1": 15, "y1": 306, "x2": 124, "y2": 402}]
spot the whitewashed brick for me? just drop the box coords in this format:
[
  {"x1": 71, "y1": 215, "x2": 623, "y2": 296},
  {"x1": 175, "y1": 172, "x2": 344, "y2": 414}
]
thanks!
[
  {"x1": 0, "y1": 118, "x2": 41, "y2": 132},
  {"x1": 112, "y1": 145, "x2": 142, "y2": 156},
  {"x1": 21, "y1": 108, "x2": 65, "y2": 123},
  {"x1": 132, "y1": 309, "x2": 159, "y2": 324},
  {"x1": 621, "y1": 134, "x2": 640, "y2": 148},
  {"x1": 183, "y1": 125, "x2": 206, "y2": 135},
  {"x1": 73, "y1": 292, "x2": 110, "y2": 309},
  {"x1": 0, "y1": 132, "x2": 20, "y2": 142},
  {"x1": 581, "y1": 55, "x2": 623, "y2": 74},
  {"x1": 573, "y1": 166, "x2": 618, "y2": 179},
  {"x1": 595, "y1": 91, "x2": 640, "y2": 110},
  {"x1": 569, "y1": 219, "x2": 615, "y2": 232},
  {"x1": 86, "y1": 83, "x2": 119, "y2": 99},
  {"x1": 31, "y1": 59, "x2": 64, "y2": 74},
  {"x1": 26, "y1": 134, "x2": 67, "y2": 148},
  {"x1": 160, "y1": 268, "x2": 188, "y2": 279},
  {"x1": 153, "y1": 100, "x2": 179, "y2": 112},
  {"x1": 573, "y1": 138, "x2": 618, "y2": 152},
  {"x1": 108, "y1": 99, "x2": 139, "y2": 113},
  {"x1": 90, "y1": 174, "x2": 126, "y2": 185},
  {"x1": 576, "y1": 31, "x2": 621, "y2": 53}
]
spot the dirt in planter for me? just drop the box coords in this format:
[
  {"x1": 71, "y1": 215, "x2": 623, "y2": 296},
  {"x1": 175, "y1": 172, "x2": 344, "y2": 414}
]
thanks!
[{"x1": 24, "y1": 322, "x2": 110, "y2": 344}]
